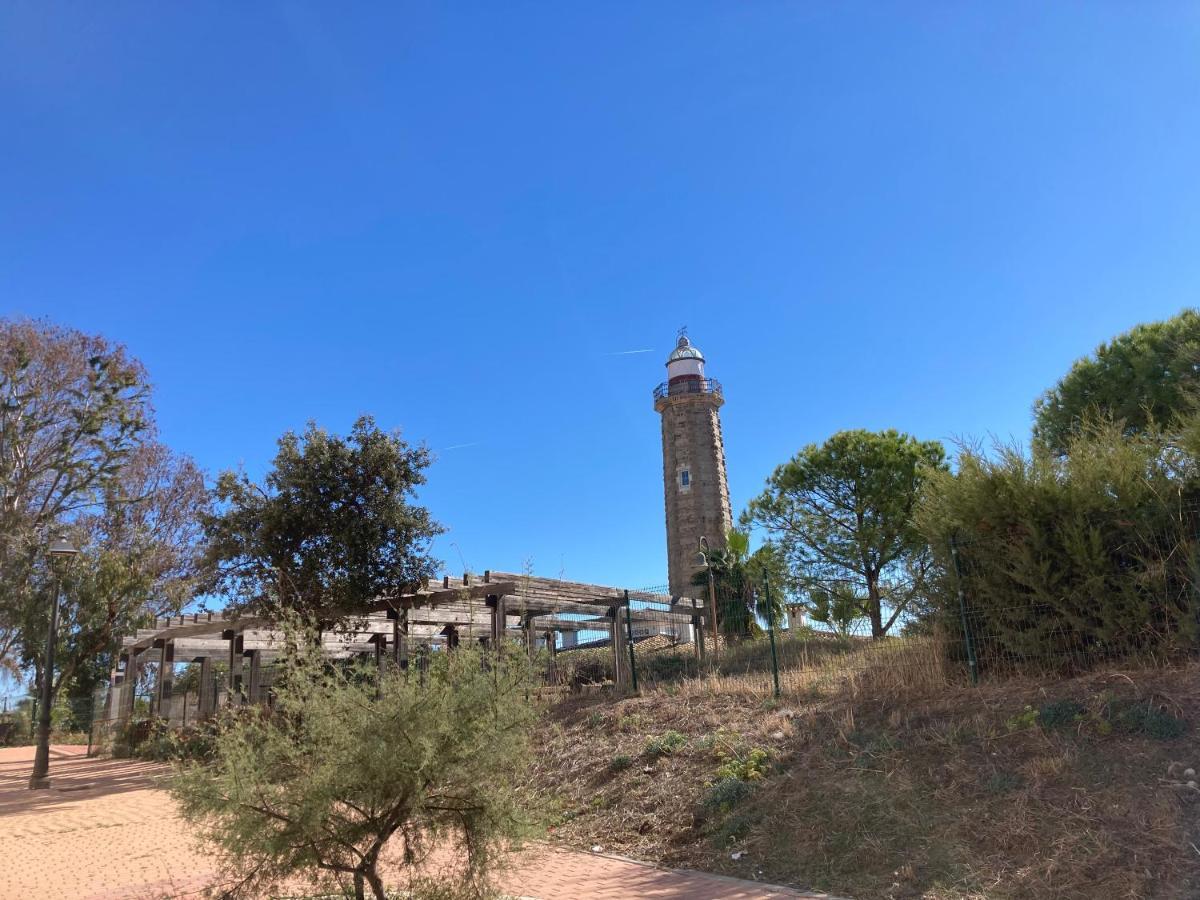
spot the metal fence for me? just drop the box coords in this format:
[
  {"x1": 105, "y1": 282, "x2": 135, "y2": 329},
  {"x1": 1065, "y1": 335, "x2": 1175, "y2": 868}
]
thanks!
[
  {"x1": 0, "y1": 692, "x2": 101, "y2": 751},
  {"x1": 552, "y1": 538, "x2": 1200, "y2": 703},
  {"x1": 69, "y1": 513, "x2": 1200, "y2": 757}
]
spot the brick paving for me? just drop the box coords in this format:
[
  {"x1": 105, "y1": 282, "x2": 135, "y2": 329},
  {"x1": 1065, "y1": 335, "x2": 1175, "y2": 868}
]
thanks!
[{"x1": 0, "y1": 746, "x2": 834, "y2": 900}]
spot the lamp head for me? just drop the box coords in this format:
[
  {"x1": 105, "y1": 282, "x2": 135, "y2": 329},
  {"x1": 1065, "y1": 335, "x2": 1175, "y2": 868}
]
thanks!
[{"x1": 47, "y1": 536, "x2": 80, "y2": 558}]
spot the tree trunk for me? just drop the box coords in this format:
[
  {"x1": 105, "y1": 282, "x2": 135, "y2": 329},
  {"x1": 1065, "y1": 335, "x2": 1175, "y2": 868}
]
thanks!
[
  {"x1": 353, "y1": 871, "x2": 365, "y2": 900},
  {"x1": 363, "y1": 864, "x2": 386, "y2": 900},
  {"x1": 867, "y1": 573, "x2": 883, "y2": 639}
]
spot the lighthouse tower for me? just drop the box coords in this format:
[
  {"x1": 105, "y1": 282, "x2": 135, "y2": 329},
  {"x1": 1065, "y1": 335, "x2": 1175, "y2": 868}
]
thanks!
[{"x1": 654, "y1": 331, "x2": 733, "y2": 598}]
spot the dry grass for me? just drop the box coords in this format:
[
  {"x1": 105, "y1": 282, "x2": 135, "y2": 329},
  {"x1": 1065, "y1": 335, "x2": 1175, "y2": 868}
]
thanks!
[{"x1": 531, "y1": 645, "x2": 1200, "y2": 899}]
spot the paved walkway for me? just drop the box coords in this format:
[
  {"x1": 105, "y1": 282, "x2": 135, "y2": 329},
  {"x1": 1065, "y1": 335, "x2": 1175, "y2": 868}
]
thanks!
[{"x1": 0, "y1": 746, "x2": 831, "y2": 900}]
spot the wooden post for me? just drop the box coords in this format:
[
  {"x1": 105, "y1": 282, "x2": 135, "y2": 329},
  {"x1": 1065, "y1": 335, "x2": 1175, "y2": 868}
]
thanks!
[
  {"x1": 694, "y1": 612, "x2": 706, "y2": 661},
  {"x1": 196, "y1": 656, "x2": 213, "y2": 719},
  {"x1": 115, "y1": 652, "x2": 132, "y2": 725},
  {"x1": 398, "y1": 608, "x2": 409, "y2": 669},
  {"x1": 122, "y1": 651, "x2": 140, "y2": 721},
  {"x1": 246, "y1": 649, "x2": 262, "y2": 704},
  {"x1": 372, "y1": 634, "x2": 384, "y2": 672},
  {"x1": 154, "y1": 640, "x2": 175, "y2": 720},
  {"x1": 610, "y1": 606, "x2": 628, "y2": 690},
  {"x1": 488, "y1": 594, "x2": 508, "y2": 653},
  {"x1": 223, "y1": 630, "x2": 244, "y2": 705}
]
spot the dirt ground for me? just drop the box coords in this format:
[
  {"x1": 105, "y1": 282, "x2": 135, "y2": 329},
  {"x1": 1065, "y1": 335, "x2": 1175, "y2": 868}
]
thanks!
[
  {"x1": 0, "y1": 745, "x2": 828, "y2": 900},
  {"x1": 532, "y1": 664, "x2": 1200, "y2": 899}
]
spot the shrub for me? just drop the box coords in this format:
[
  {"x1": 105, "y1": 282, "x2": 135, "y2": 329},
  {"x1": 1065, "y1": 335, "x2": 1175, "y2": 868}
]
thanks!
[
  {"x1": 112, "y1": 718, "x2": 156, "y2": 758},
  {"x1": 609, "y1": 754, "x2": 632, "y2": 772},
  {"x1": 1006, "y1": 706, "x2": 1040, "y2": 732},
  {"x1": 1106, "y1": 699, "x2": 1186, "y2": 740},
  {"x1": 701, "y1": 776, "x2": 754, "y2": 815},
  {"x1": 643, "y1": 730, "x2": 688, "y2": 758},
  {"x1": 919, "y1": 418, "x2": 1200, "y2": 672},
  {"x1": 172, "y1": 617, "x2": 542, "y2": 900},
  {"x1": 564, "y1": 653, "x2": 613, "y2": 688},
  {"x1": 715, "y1": 747, "x2": 770, "y2": 783},
  {"x1": 1038, "y1": 700, "x2": 1086, "y2": 730}
]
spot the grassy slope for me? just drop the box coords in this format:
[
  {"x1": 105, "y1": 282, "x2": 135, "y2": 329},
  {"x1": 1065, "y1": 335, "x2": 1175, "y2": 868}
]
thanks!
[{"x1": 531, "y1": 664, "x2": 1200, "y2": 899}]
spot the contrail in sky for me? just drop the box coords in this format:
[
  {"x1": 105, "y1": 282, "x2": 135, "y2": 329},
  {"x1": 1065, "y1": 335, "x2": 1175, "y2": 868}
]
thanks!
[
  {"x1": 441, "y1": 442, "x2": 479, "y2": 451},
  {"x1": 603, "y1": 348, "x2": 655, "y2": 356}
]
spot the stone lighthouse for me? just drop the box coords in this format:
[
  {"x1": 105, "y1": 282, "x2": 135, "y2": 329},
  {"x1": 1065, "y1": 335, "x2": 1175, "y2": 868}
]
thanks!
[{"x1": 654, "y1": 331, "x2": 733, "y2": 598}]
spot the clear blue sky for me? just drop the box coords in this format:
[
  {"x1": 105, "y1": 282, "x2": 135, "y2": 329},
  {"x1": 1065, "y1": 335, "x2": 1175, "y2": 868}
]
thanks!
[{"x1": 2, "y1": 4, "x2": 1197, "y2": 591}]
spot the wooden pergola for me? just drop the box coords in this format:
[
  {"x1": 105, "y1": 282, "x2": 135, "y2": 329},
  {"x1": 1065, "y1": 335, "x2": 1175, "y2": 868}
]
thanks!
[{"x1": 107, "y1": 572, "x2": 709, "y2": 725}]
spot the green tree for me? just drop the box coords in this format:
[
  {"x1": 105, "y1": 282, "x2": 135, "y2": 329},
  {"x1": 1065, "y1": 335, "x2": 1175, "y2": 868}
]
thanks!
[
  {"x1": 36, "y1": 443, "x2": 209, "y2": 712},
  {"x1": 0, "y1": 319, "x2": 152, "y2": 671},
  {"x1": 744, "y1": 539, "x2": 788, "y2": 627},
  {"x1": 0, "y1": 320, "x2": 206, "y2": 734},
  {"x1": 807, "y1": 584, "x2": 869, "y2": 639},
  {"x1": 172, "y1": 616, "x2": 540, "y2": 900},
  {"x1": 691, "y1": 530, "x2": 785, "y2": 638},
  {"x1": 742, "y1": 429, "x2": 947, "y2": 639},
  {"x1": 203, "y1": 416, "x2": 443, "y2": 623},
  {"x1": 1033, "y1": 308, "x2": 1200, "y2": 455}
]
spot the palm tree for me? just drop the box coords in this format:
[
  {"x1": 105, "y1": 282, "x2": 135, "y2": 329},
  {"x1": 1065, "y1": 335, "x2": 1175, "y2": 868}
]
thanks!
[{"x1": 692, "y1": 530, "x2": 786, "y2": 640}]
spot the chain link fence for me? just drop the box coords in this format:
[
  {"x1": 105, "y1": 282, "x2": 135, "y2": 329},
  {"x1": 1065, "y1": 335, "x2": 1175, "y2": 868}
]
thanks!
[
  {"x1": 1, "y1": 691, "x2": 100, "y2": 751},
  {"x1": 58, "y1": 493, "x2": 1200, "y2": 758},
  {"x1": 552, "y1": 518, "x2": 1200, "y2": 703}
]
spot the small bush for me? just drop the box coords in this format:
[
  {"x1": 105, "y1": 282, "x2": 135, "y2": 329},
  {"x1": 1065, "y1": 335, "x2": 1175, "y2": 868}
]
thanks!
[
  {"x1": 566, "y1": 655, "x2": 612, "y2": 687},
  {"x1": 643, "y1": 730, "x2": 688, "y2": 758},
  {"x1": 710, "y1": 809, "x2": 758, "y2": 847},
  {"x1": 701, "y1": 727, "x2": 740, "y2": 759},
  {"x1": 1038, "y1": 699, "x2": 1086, "y2": 730},
  {"x1": 609, "y1": 754, "x2": 632, "y2": 772},
  {"x1": 1107, "y1": 699, "x2": 1186, "y2": 740},
  {"x1": 715, "y1": 747, "x2": 771, "y2": 783},
  {"x1": 702, "y1": 776, "x2": 754, "y2": 814},
  {"x1": 1005, "y1": 705, "x2": 1040, "y2": 732},
  {"x1": 112, "y1": 718, "x2": 156, "y2": 758},
  {"x1": 616, "y1": 713, "x2": 645, "y2": 732}
]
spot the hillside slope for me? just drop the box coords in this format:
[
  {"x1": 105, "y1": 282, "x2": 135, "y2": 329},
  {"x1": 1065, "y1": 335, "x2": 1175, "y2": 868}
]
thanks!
[{"x1": 531, "y1": 665, "x2": 1200, "y2": 899}]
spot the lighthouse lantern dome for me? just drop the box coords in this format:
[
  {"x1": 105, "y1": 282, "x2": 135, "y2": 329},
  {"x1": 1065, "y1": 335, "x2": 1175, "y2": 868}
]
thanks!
[{"x1": 666, "y1": 333, "x2": 706, "y2": 383}]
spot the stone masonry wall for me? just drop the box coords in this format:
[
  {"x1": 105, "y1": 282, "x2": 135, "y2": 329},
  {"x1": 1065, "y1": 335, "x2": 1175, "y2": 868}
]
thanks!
[{"x1": 658, "y1": 394, "x2": 733, "y2": 597}]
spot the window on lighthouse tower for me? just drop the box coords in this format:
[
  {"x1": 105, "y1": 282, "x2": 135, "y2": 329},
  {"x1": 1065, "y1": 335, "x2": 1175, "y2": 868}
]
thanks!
[{"x1": 680, "y1": 469, "x2": 690, "y2": 488}]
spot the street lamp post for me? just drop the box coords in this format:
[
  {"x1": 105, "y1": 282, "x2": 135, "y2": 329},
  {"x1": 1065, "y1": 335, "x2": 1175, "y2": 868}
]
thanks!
[
  {"x1": 696, "y1": 536, "x2": 719, "y2": 657},
  {"x1": 29, "y1": 535, "x2": 79, "y2": 790}
]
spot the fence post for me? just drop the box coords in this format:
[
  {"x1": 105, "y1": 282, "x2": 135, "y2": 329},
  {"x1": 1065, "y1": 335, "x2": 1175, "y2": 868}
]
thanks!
[
  {"x1": 764, "y1": 580, "x2": 781, "y2": 699},
  {"x1": 949, "y1": 534, "x2": 979, "y2": 686},
  {"x1": 624, "y1": 590, "x2": 639, "y2": 693},
  {"x1": 85, "y1": 696, "x2": 94, "y2": 757}
]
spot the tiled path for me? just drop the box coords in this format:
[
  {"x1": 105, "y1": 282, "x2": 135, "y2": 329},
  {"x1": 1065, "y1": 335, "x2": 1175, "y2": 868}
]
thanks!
[{"x1": 0, "y1": 746, "x2": 834, "y2": 900}]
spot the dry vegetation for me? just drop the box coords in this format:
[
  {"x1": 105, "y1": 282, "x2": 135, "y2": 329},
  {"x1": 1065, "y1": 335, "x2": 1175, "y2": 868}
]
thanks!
[{"x1": 530, "y1": 644, "x2": 1200, "y2": 899}]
